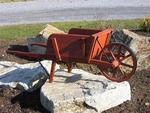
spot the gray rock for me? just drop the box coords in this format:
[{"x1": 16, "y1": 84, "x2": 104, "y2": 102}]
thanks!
[
  {"x1": 27, "y1": 24, "x2": 65, "y2": 54},
  {"x1": 40, "y1": 69, "x2": 131, "y2": 113},
  {"x1": 111, "y1": 30, "x2": 132, "y2": 46},
  {"x1": 112, "y1": 29, "x2": 150, "y2": 70},
  {"x1": 27, "y1": 35, "x2": 47, "y2": 54},
  {"x1": 0, "y1": 60, "x2": 60, "y2": 91}
]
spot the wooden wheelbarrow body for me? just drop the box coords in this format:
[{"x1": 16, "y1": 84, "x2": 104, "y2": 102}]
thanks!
[{"x1": 7, "y1": 28, "x2": 137, "y2": 82}]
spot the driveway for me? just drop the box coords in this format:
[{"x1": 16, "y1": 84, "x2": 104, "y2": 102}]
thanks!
[{"x1": 0, "y1": 0, "x2": 150, "y2": 25}]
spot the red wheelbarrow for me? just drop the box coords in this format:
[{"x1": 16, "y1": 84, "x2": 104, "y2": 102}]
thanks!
[{"x1": 6, "y1": 28, "x2": 137, "y2": 82}]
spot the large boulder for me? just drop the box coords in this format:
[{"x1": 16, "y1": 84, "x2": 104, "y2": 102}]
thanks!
[
  {"x1": 112, "y1": 29, "x2": 150, "y2": 70},
  {"x1": 40, "y1": 69, "x2": 131, "y2": 113},
  {"x1": 0, "y1": 60, "x2": 60, "y2": 91},
  {"x1": 39, "y1": 24, "x2": 65, "y2": 39},
  {"x1": 27, "y1": 24, "x2": 65, "y2": 54}
]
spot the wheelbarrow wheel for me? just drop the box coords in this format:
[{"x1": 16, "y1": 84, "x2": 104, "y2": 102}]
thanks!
[{"x1": 99, "y1": 43, "x2": 137, "y2": 82}]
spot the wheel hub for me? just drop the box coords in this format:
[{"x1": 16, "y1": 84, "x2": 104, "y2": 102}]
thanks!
[{"x1": 112, "y1": 60, "x2": 119, "y2": 68}]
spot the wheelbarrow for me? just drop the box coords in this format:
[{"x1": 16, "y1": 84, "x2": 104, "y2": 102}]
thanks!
[{"x1": 6, "y1": 28, "x2": 137, "y2": 82}]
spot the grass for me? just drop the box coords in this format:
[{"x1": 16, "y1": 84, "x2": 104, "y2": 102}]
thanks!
[
  {"x1": 51, "y1": 19, "x2": 142, "y2": 32},
  {"x1": 0, "y1": 19, "x2": 142, "y2": 40},
  {"x1": 0, "y1": 24, "x2": 44, "y2": 40},
  {"x1": 0, "y1": 0, "x2": 31, "y2": 3}
]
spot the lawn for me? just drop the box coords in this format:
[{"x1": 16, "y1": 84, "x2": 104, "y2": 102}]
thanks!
[{"x1": 0, "y1": 19, "x2": 142, "y2": 40}]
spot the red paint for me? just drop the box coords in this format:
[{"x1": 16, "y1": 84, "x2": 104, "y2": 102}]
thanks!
[{"x1": 6, "y1": 28, "x2": 137, "y2": 82}]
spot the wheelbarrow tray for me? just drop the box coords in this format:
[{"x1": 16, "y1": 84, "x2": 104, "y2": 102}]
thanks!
[
  {"x1": 6, "y1": 28, "x2": 137, "y2": 83},
  {"x1": 7, "y1": 28, "x2": 112, "y2": 63}
]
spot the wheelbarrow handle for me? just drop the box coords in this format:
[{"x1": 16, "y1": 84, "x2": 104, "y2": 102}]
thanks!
[
  {"x1": 6, "y1": 50, "x2": 47, "y2": 59},
  {"x1": 31, "y1": 42, "x2": 47, "y2": 47}
]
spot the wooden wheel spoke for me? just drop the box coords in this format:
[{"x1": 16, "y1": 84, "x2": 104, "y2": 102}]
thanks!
[
  {"x1": 110, "y1": 51, "x2": 116, "y2": 60},
  {"x1": 99, "y1": 43, "x2": 137, "y2": 82},
  {"x1": 120, "y1": 54, "x2": 131, "y2": 61},
  {"x1": 118, "y1": 67, "x2": 124, "y2": 76},
  {"x1": 120, "y1": 62, "x2": 134, "y2": 68}
]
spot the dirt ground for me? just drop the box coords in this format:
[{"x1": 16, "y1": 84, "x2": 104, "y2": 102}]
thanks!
[{"x1": 0, "y1": 32, "x2": 150, "y2": 113}]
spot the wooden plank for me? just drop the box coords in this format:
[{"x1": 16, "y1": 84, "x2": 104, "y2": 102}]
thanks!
[{"x1": 51, "y1": 38, "x2": 61, "y2": 61}]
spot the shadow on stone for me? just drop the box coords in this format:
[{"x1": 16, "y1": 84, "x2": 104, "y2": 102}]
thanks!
[{"x1": 65, "y1": 74, "x2": 82, "y2": 83}]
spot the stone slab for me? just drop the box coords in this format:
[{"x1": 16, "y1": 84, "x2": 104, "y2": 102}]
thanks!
[
  {"x1": 40, "y1": 69, "x2": 131, "y2": 113},
  {"x1": 0, "y1": 60, "x2": 60, "y2": 91}
]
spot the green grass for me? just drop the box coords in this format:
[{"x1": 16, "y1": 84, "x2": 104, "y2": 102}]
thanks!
[
  {"x1": 0, "y1": 24, "x2": 44, "y2": 40},
  {"x1": 0, "y1": 19, "x2": 142, "y2": 40},
  {"x1": 51, "y1": 19, "x2": 142, "y2": 32}
]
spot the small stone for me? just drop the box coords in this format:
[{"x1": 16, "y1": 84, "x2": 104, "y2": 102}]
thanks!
[
  {"x1": 145, "y1": 102, "x2": 150, "y2": 106},
  {"x1": 1, "y1": 104, "x2": 4, "y2": 107}
]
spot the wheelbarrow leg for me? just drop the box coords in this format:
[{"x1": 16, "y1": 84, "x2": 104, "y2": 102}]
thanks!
[
  {"x1": 67, "y1": 63, "x2": 73, "y2": 73},
  {"x1": 49, "y1": 61, "x2": 56, "y2": 83}
]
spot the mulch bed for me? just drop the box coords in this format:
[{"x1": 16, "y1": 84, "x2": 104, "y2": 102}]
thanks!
[{"x1": 0, "y1": 31, "x2": 150, "y2": 113}]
